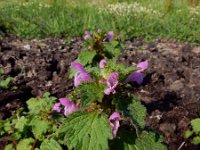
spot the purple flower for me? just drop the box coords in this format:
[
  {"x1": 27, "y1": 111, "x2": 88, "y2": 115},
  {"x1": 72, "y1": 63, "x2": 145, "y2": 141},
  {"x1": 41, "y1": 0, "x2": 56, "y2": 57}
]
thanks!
[
  {"x1": 125, "y1": 61, "x2": 148, "y2": 84},
  {"x1": 52, "y1": 103, "x2": 61, "y2": 112},
  {"x1": 137, "y1": 61, "x2": 148, "y2": 72},
  {"x1": 106, "y1": 31, "x2": 114, "y2": 42},
  {"x1": 59, "y1": 98, "x2": 79, "y2": 116},
  {"x1": 104, "y1": 73, "x2": 118, "y2": 95},
  {"x1": 99, "y1": 59, "x2": 107, "y2": 69},
  {"x1": 52, "y1": 98, "x2": 79, "y2": 116},
  {"x1": 109, "y1": 112, "x2": 121, "y2": 138},
  {"x1": 84, "y1": 31, "x2": 91, "y2": 40},
  {"x1": 71, "y1": 62, "x2": 93, "y2": 87}
]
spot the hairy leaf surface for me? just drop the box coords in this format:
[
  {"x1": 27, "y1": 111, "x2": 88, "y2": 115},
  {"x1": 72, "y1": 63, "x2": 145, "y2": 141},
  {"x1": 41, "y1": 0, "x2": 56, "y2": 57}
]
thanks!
[{"x1": 58, "y1": 111, "x2": 112, "y2": 150}]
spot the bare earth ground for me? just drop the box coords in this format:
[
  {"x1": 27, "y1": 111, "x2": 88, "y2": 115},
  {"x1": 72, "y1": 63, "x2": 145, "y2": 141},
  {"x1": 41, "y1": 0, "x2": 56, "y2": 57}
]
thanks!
[{"x1": 0, "y1": 35, "x2": 200, "y2": 150}]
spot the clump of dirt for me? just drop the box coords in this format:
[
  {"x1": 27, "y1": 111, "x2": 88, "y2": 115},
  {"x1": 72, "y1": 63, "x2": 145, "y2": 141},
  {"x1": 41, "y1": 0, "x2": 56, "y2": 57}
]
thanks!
[
  {"x1": 0, "y1": 35, "x2": 200, "y2": 150},
  {"x1": 0, "y1": 36, "x2": 82, "y2": 119}
]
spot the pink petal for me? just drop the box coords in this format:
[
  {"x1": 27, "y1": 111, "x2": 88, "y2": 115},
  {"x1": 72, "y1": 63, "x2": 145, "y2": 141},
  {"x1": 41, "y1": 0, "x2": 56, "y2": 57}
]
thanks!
[
  {"x1": 109, "y1": 112, "x2": 121, "y2": 121},
  {"x1": 52, "y1": 103, "x2": 61, "y2": 112},
  {"x1": 74, "y1": 72, "x2": 93, "y2": 87},
  {"x1": 99, "y1": 59, "x2": 107, "y2": 69},
  {"x1": 106, "y1": 31, "x2": 114, "y2": 42},
  {"x1": 125, "y1": 71, "x2": 143, "y2": 85},
  {"x1": 109, "y1": 112, "x2": 121, "y2": 137},
  {"x1": 84, "y1": 31, "x2": 91, "y2": 40},
  {"x1": 107, "y1": 73, "x2": 118, "y2": 89},
  {"x1": 59, "y1": 98, "x2": 71, "y2": 106},
  {"x1": 71, "y1": 62, "x2": 93, "y2": 87},
  {"x1": 104, "y1": 73, "x2": 118, "y2": 95},
  {"x1": 64, "y1": 103, "x2": 79, "y2": 116},
  {"x1": 71, "y1": 62, "x2": 87, "y2": 73},
  {"x1": 137, "y1": 61, "x2": 148, "y2": 72},
  {"x1": 104, "y1": 88, "x2": 111, "y2": 95}
]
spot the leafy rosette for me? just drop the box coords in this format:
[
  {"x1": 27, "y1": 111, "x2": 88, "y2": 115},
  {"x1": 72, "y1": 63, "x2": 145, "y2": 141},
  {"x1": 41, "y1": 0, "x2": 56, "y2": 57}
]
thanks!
[{"x1": 54, "y1": 59, "x2": 166, "y2": 150}]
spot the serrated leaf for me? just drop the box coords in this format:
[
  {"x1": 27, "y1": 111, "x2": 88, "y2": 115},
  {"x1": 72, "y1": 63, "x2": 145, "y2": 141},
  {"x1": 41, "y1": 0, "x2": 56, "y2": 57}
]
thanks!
[
  {"x1": 58, "y1": 111, "x2": 112, "y2": 150},
  {"x1": 27, "y1": 93, "x2": 56, "y2": 115},
  {"x1": 15, "y1": 116, "x2": 28, "y2": 132},
  {"x1": 11, "y1": 132, "x2": 22, "y2": 140},
  {"x1": 191, "y1": 118, "x2": 200, "y2": 134},
  {"x1": 133, "y1": 131, "x2": 167, "y2": 150},
  {"x1": 30, "y1": 118, "x2": 49, "y2": 140},
  {"x1": 40, "y1": 139, "x2": 63, "y2": 150},
  {"x1": 110, "y1": 130, "x2": 166, "y2": 150},
  {"x1": 127, "y1": 100, "x2": 146, "y2": 129},
  {"x1": 114, "y1": 96, "x2": 146, "y2": 129},
  {"x1": 16, "y1": 138, "x2": 34, "y2": 150},
  {"x1": 76, "y1": 50, "x2": 96, "y2": 66},
  {"x1": 79, "y1": 82, "x2": 105, "y2": 107},
  {"x1": 109, "y1": 128, "x2": 137, "y2": 150}
]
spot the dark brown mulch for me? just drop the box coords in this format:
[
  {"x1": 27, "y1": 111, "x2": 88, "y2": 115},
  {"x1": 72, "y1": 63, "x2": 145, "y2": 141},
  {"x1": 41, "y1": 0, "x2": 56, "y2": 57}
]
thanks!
[
  {"x1": 0, "y1": 36, "x2": 200, "y2": 150},
  {"x1": 120, "y1": 37, "x2": 200, "y2": 150}
]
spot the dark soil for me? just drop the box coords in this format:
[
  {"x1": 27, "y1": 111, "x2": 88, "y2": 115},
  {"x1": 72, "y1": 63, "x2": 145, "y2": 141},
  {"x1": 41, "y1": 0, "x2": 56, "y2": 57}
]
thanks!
[{"x1": 0, "y1": 35, "x2": 200, "y2": 150}]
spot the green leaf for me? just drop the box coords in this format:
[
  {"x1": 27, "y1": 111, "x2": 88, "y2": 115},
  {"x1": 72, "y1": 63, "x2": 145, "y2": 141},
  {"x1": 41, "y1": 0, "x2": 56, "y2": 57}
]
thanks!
[
  {"x1": 11, "y1": 131, "x2": 22, "y2": 141},
  {"x1": 192, "y1": 136, "x2": 200, "y2": 145},
  {"x1": 3, "y1": 119, "x2": 13, "y2": 133},
  {"x1": 110, "y1": 130, "x2": 166, "y2": 150},
  {"x1": 40, "y1": 139, "x2": 63, "y2": 150},
  {"x1": 103, "y1": 42, "x2": 121, "y2": 58},
  {"x1": 191, "y1": 118, "x2": 200, "y2": 134},
  {"x1": 0, "y1": 68, "x2": 4, "y2": 75},
  {"x1": 58, "y1": 111, "x2": 112, "y2": 150},
  {"x1": 4, "y1": 144, "x2": 14, "y2": 150},
  {"x1": 27, "y1": 92, "x2": 56, "y2": 115},
  {"x1": 109, "y1": 128, "x2": 137, "y2": 150},
  {"x1": 15, "y1": 116, "x2": 28, "y2": 132},
  {"x1": 133, "y1": 131, "x2": 167, "y2": 150},
  {"x1": 127, "y1": 100, "x2": 146, "y2": 129},
  {"x1": 16, "y1": 138, "x2": 34, "y2": 150},
  {"x1": 0, "y1": 77, "x2": 13, "y2": 89},
  {"x1": 184, "y1": 130, "x2": 193, "y2": 138},
  {"x1": 30, "y1": 118, "x2": 49, "y2": 140},
  {"x1": 114, "y1": 95, "x2": 146, "y2": 129},
  {"x1": 76, "y1": 50, "x2": 96, "y2": 66},
  {"x1": 79, "y1": 82, "x2": 105, "y2": 107},
  {"x1": 111, "y1": 41, "x2": 119, "y2": 47}
]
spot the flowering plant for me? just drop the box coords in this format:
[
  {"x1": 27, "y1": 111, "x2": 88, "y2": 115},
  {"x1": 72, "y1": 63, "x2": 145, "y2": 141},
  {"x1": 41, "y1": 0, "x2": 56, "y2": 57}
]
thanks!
[
  {"x1": 0, "y1": 31, "x2": 167, "y2": 150},
  {"x1": 52, "y1": 58, "x2": 166, "y2": 150}
]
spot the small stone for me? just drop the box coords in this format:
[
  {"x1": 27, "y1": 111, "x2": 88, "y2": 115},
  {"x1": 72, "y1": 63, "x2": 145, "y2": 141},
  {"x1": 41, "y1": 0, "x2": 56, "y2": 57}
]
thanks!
[
  {"x1": 169, "y1": 80, "x2": 184, "y2": 91},
  {"x1": 23, "y1": 44, "x2": 31, "y2": 50},
  {"x1": 159, "y1": 123, "x2": 176, "y2": 137}
]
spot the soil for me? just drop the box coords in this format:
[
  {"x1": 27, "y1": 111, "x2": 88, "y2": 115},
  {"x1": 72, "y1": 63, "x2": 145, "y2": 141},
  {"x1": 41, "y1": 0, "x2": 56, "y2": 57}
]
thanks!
[{"x1": 0, "y1": 35, "x2": 200, "y2": 150}]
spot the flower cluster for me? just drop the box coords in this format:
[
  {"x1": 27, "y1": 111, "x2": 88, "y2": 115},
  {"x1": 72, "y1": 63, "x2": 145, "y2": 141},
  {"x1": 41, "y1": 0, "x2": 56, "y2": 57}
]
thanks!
[
  {"x1": 52, "y1": 98, "x2": 79, "y2": 116},
  {"x1": 52, "y1": 30, "x2": 148, "y2": 138},
  {"x1": 125, "y1": 60, "x2": 148, "y2": 84},
  {"x1": 83, "y1": 31, "x2": 114, "y2": 42},
  {"x1": 71, "y1": 62, "x2": 93, "y2": 87}
]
